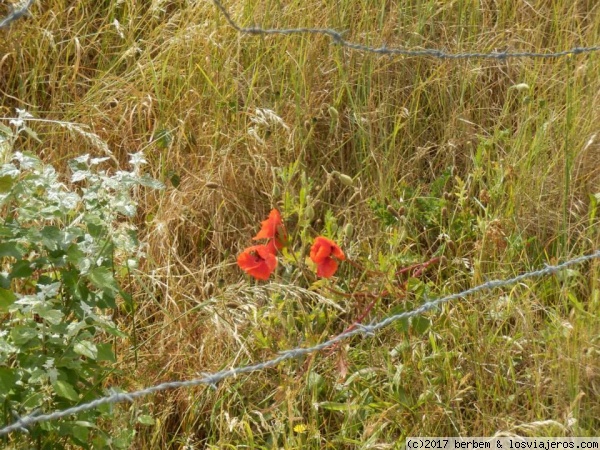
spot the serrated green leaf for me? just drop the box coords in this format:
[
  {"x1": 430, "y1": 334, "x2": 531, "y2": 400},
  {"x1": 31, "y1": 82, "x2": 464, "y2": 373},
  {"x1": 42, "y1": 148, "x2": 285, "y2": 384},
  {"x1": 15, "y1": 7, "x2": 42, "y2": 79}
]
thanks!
[
  {"x1": 113, "y1": 429, "x2": 135, "y2": 449},
  {"x1": 88, "y1": 267, "x2": 119, "y2": 294},
  {"x1": 105, "y1": 325, "x2": 128, "y2": 339},
  {"x1": 0, "y1": 242, "x2": 22, "y2": 259},
  {"x1": 87, "y1": 222, "x2": 105, "y2": 238},
  {"x1": 394, "y1": 316, "x2": 410, "y2": 334},
  {"x1": 0, "y1": 367, "x2": 18, "y2": 392},
  {"x1": 0, "y1": 273, "x2": 9, "y2": 289},
  {"x1": 412, "y1": 316, "x2": 430, "y2": 335},
  {"x1": 10, "y1": 326, "x2": 38, "y2": 345},
  {"x1": 406, "y1": 277, "x2": 424, "y2": 293},
  {"x1": 96, "y1": 343, "x2": 116, "y2": 362},
  {"x1": 153, "y1": 129, "x2": 172, "y2": 148},
  {"x1": 0, "y1": 175, "x2": 14, "y2": 193},
  {"x1": 22, "y1": 392, "x2": 45, "y2": 410},
  {"x1": 74, "y1": 340, "x2": 97, "y2": 360},
  {"x1": 34, "y1": 306, "x2": 64, "y2": 325},
  {"x1": 71, "y1": 424, "x2": 90, "y2": 442},
  {"x1": 137, "y1": 414, "x2": 155, "y2": 426},
  {"x1": 138, "y1": 174, "x2": 165, "y2": 190},
  {"x1": 97, "y1": 290, "x2": 117, "y2": 309},
  {"x1": 74, "y1": 420, "x2": 98, "y2": 429},
  {"x1": 52, "y1": 380, "x2": 79, "y2": 401},
  {"x1": 22, "y1": 126, "x2": 42, "y2": 143},
  {"x1": 0, "y1": 287, "x2": 16, "y2": 312},
  {"x1": 40, "y1": 226, "x2": 62, "y2": 251},
  {"x1": 10, "y1": 260, "x2": 33, "y2": 278},
  {"x1": 66, "y1": 243, "x2": 85, "y2": 265},
  {"x1": 0, "y1": 122, "x2": 13, "y2": 137}
]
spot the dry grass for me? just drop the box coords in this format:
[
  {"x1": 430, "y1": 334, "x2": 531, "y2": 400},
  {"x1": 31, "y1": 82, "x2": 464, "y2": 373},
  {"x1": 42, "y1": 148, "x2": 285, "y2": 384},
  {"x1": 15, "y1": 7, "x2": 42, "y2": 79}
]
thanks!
[{"x1": 1, "y1": 0, "x2": 600, "y2": 448}]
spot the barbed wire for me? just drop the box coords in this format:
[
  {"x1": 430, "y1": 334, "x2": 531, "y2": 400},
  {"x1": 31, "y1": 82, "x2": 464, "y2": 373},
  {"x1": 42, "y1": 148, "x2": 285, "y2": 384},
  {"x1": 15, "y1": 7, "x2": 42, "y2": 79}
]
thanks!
[
  {"x1": 0, "y1": 0, "x2": 34, "y2": 30},
  {"x1": 212, "y1": 0, "x2": 600, "y2": 60},
  {"x1": 1, "y1": 250, "x2": 599, "y2": 436}
]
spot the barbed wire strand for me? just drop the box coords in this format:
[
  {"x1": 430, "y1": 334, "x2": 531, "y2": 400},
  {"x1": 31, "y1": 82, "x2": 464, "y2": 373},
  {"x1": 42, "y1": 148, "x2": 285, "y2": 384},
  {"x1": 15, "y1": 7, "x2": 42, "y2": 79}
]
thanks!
[
  {"x1": 1, "y1": 250, "x2": 599, "y2": 435},
  {"x1": 0, "y1": 0, "x2": 35, "y2": 30},
  {"x1": 212, "y1": 0, "x2": 600, "y2": 60}
]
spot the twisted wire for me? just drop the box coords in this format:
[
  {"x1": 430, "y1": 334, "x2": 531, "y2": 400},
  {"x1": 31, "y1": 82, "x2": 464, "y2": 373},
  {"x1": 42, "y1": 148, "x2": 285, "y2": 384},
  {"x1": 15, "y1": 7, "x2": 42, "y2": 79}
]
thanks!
[
  {"x1": 1, "y1": 250, "x2": 599, "y2": 435},
  {"x1": 212, "y1": 0, "x2": 600, "y2": 60},
  {"x1": 0, "y1": 0, "x2": 35, "y2": 29}
]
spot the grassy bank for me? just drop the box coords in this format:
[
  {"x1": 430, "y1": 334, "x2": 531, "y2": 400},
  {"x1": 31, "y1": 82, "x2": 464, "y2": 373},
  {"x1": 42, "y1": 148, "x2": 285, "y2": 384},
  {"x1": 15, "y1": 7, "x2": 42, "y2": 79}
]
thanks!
[{"x1": 1, "y1": 0, "x2": 599, "y2": 447}]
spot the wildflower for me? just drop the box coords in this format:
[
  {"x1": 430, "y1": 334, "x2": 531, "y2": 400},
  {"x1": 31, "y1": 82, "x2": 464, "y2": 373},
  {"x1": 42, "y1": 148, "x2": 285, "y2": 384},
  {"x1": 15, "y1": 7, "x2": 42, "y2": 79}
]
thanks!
[
  {"x1": 310, "y1": 236, "x2": 345, "y2": 278},
  {"x1": 293, "y1": 423, "x2": 308, "y2": 434},
  {"x1": 237, "y1": 245, "x2": 278, "y2": 280},
  {"x1": 253, "y1": 209, "x2": 287, "y2": 253}
]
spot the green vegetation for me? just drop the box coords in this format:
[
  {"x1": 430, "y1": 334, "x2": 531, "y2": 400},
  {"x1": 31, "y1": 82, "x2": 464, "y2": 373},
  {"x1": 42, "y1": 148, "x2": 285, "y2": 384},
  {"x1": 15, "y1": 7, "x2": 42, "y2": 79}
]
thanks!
[{"x1": 0, "y1": 0, "x2": 599, "y2": 448}]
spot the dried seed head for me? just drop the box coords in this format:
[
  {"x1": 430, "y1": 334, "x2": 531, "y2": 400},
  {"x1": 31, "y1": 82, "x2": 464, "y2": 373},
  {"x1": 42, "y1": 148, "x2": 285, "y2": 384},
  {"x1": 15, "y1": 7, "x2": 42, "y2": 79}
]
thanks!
[
  {"x1": 203, "y1": 282, "x2": 215, "y2": 297},
  {"x1": 446, "y1": 240, "x2": 456, "y2": 253},
  {"x1": 386, "y1": 205, "x2": 400, "y2": 218},
  {"x1": 479, "y1": 189, "x2": 491, "y2": 205}
]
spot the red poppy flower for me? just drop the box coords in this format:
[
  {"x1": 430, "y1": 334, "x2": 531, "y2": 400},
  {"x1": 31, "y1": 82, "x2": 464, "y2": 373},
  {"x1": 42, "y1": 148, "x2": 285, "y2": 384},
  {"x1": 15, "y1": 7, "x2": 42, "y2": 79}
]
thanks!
[
  {"x1": 237, "y1": 245, "x2": 278, "y2": 280},
  {"x1": 253, "y1": 209, "x2": 287, "y2": 252},
  {"x1": 310, "y1": 236, "x2": 345, "y2": 278}
]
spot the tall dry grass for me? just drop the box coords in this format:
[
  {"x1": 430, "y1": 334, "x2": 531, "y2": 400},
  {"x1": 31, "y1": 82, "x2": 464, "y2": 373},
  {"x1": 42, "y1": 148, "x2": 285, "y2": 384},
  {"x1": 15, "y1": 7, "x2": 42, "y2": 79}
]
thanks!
[{"x1": 1, "y1": 0, "x2": 599, "y2": 447}]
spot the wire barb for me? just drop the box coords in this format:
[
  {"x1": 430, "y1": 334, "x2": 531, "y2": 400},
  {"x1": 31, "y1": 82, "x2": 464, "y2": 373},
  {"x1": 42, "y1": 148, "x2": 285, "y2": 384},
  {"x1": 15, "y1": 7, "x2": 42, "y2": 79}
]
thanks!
[{"x1": 211, "y1": 0, "x2": 600, "y2": 60}]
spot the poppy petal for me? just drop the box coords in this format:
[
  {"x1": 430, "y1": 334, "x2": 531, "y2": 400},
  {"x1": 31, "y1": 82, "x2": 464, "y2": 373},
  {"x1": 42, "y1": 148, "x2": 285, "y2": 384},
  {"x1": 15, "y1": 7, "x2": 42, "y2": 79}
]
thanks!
[
  {"x1": 310, "y1": 244, "x2": 330, "y2": 264},
  {"x1": 253, "y1": 209, "x2": 283, "y2": 241},
  {"x1": 310, "y1": 236, "x2": 344, "y2": 277},
  {"x1": 237, "y1": 245, "x2": 278, "y2": 280},
  {"x1": 265, "y1": 239, "x2": 279, "y2": 255},
  {"x1": 316, "y1": 259, "x2": 339, "y2": 278},
  {"x1": 331, "y1": 245, "x2": 345, "y2": 260}
]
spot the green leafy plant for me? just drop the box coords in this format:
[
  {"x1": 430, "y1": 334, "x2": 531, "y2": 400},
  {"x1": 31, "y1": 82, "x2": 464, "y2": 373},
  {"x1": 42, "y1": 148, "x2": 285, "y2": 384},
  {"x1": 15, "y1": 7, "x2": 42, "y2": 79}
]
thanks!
[{"x1": 0, "y1": 114, "x2": 163, "y2": 449}]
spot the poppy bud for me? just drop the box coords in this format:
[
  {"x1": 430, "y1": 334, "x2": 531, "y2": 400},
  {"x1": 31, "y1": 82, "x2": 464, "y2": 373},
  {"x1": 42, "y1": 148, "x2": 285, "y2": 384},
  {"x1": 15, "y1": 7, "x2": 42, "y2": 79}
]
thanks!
[
  {"x1": 338, "y1": 174, "x2": 354, "y2": 187},
  {"x1": 343, "y1": 223, "x2": 354, "y2": 239},
  {"x1": 328, "y1": 106, "x2": 339, "y2": 119},
  {"x1": 272, "y1": 184, "x2": 280, "y2": 198},
  {"x1": 511, "y1": 83, "x2": 530, "y2": 91},
  {"x1": 304, "y1": 205, "x2": 315, "y2": 221}
]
